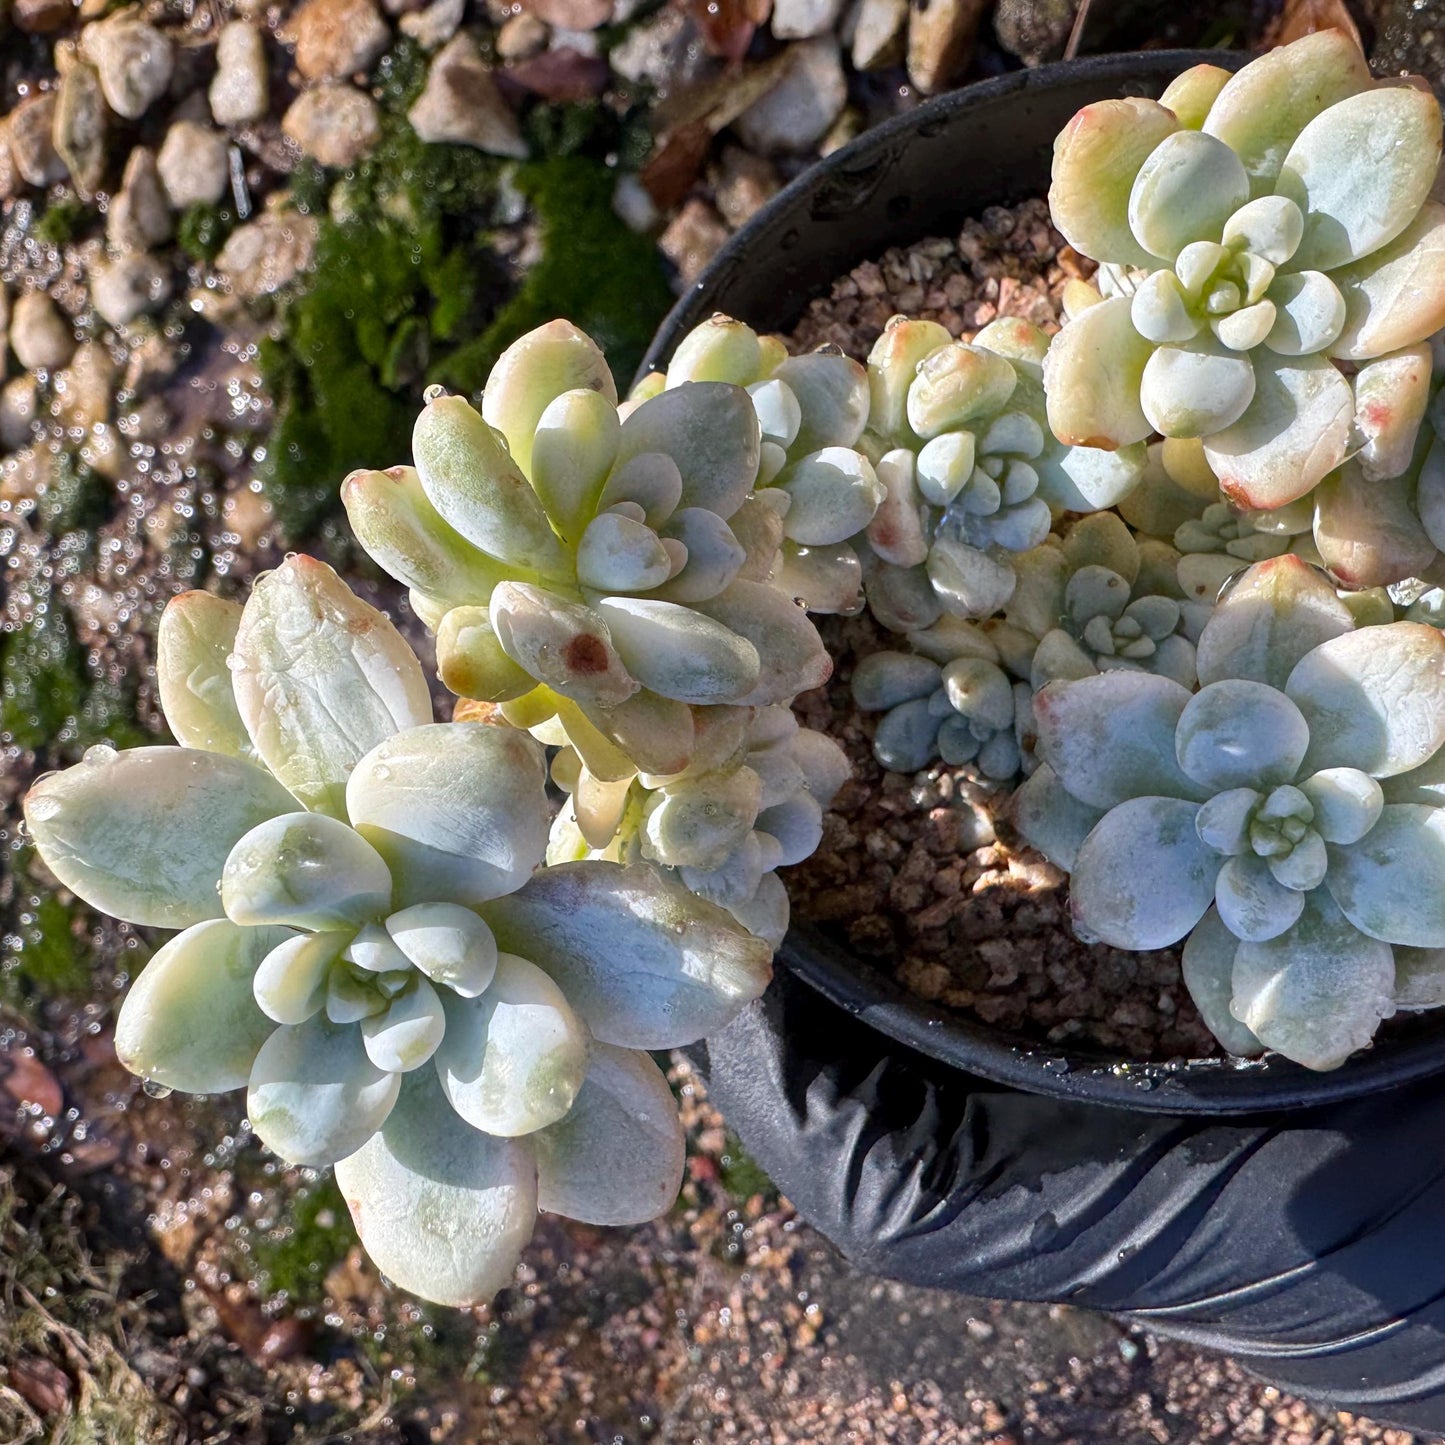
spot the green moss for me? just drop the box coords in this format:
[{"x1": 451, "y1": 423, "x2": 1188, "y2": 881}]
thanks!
[
  {"x1": 718, "y1": 1131, "x2": 775, "y2": 1207},
  {"x1": 436, "y1": 155, "x2": 672, "y2": 397},
  {"x1": 0, "y1": 596, "x2": 86, "y2": 750},
  {"x1": 35, "y1": 453, "x2": 108, "y2": 539},
  {"x1": 177, "y1": 202, "x2": 236, "y2": 264},
  {"x1": 249, "y1": 1174, "x2": 355, "y2": 1306},
  {"x1": 34, "y1": 195, "x2": 96, "y2": 247},
  {"x1": 3, "y1": 887, "x2": 91, "y2": 1001}
]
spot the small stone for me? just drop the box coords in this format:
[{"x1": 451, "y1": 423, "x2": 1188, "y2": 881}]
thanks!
[
  {"x1": 612, "y1": 173, "x2": 658, "y2": 233},
  {"x1": 107, "y1": 146, "x2": 172, "y2": 252},
  {"x1": 157, "y1": 120, "x2": 229, "y2": 208},
  {"x1": 14, "y1": 0, "x2": 75, "y2": 34},
  {"x1": 712, "y1": 144, "x2": 779, "y2": 229},
  {"x1": 399, "y1": 0, "x2": 465, "y2": 48},
  {"x1": 0, "y1": 130, "x2": 20, "y2": 202},
  {"x1": 407, "y1": 35, "x2": 528, "y2": 158},
  {"x1": 734, "y1": 38, "x2": 847, "y2": 155},
  {"x1": 851, "y1": 0, "x2": 908, "y2": 68},
  {"x1": 209, "y1": 21, "x2": 269, "y2": 126},
  {"x1": 610, "y1": 6, "x2": 716, "y2": 89},
  {"x1": 993, "y1": 0, "x2": 1074, "y2": 66},
  {"x1": 51, "y1": 341, "x2": 117, "y2": 429},
  {"x1": 53, "y1": 62, "x2": 107, "y2": 199},
  {"x1": 82, "y1": 14, "x2": 175, "y2": 120},
  {"x1": 282, "y1": 85, "x2": 381, "y2": 166},
  {"x1": 771, "y1": 0, "x2": 843, "y2": 39},
  {"x1": 286, "y1": 0, "x2": 392, "y2": 81},
  {"x1": 0, "y1": 375, "x2": 40, "y2": 452},
  {"x1": 496, "y1": 11, "x2": 549, "y2": 58},
  {"x1": 505, "y1": 47, "x2": 610, "y2": 101},
  {"x1": 90, "y1": 252, "x2": 172, "y2": 327},
  {"x1": 7, "y1": 95, "x2": 68, "y2": 188},
  {"x1": 520, "y1": 0, "x2": 612, "y2": 27},
  {"x1": 216, "y1": 210, "x2": 319, "y2": 299},
  {"x1": 10, "y1": 292, "x2": 76, "y2": 372},
  {"x1": 907, "y1": 0, "x2": 988, "y2": 95},
  {"x1": 659, "y1": 198, "x2": 729, "y2": 286}
]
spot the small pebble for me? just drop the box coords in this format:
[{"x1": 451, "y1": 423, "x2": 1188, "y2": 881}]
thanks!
[
  {"x1": 209, "y1": 21, "x2": 269, "y2": 127},
  {"x1": 157, "y1": 120, "x2": 230, "y2": 208},
  {"x1": 10, "y1": 292, "x2": 76, "y2": 371}
]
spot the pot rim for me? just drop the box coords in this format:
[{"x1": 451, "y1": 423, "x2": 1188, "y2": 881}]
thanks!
[{"x1": 640, "y1": 50, "x2": 1445, "y2": 1114}]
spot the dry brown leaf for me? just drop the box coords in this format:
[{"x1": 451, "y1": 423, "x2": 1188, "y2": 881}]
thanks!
[{"x1": 1263, "y1": 0, "x2": 1362, "y2": 51}]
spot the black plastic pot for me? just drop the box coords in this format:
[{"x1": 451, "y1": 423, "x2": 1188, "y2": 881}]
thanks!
[{"x1": 643, "y1": 52, "x2": 1445, "y2": 1114}]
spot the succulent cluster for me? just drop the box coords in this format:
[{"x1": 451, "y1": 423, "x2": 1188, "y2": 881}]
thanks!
[
  {"x1": 23, "y1": 558, "x2": 772, "y2": 1306},
  {"x1": 1046, "y1": 31, "x2": 1445, "y2": 529}
]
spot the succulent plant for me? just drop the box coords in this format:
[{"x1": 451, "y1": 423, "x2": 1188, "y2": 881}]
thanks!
[
  {"x1": 22, "y1": 556, "x2": 772, "y2": 1306},
  {"x1": 641, "y1": 313, "x2": 886, "y2": 615},
  {"x1": 1046, "y1": 31, "x2": 1445, "y2": 515},
  {"x1": 343, "y1": 320, "x2": 834, "y2": 867},
  {"x1": 548, "y1": 704, "x2": 850, "y2": 945},
  {"x1": 1014, "y1": 555, "x2": 1445, "y2": 1069},
  {"x1": 857, "y1": 315, "x2": 1147, "y2": 629}
]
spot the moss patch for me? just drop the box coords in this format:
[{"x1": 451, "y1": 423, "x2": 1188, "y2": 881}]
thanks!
[{"x1": 248, "y1": 1174, "x2": 356, "y2": 1307}]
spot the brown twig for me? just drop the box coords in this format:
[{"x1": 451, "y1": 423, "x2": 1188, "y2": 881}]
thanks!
[{"x1": 1064, "y1": 0, "x2": 1094, "y2": 60}]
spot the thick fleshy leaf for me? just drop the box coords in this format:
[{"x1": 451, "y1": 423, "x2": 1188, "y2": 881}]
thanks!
[
  {"x1": 1202, "y1": 30, "x2": 1370, "y2": 192},
  {"x1": 1231, "y1": 888, "x2": 1394, "y2": 1070},
  {"x1": 1326, "y1": 804, "x2": 1445, "y2": 945},
  {"x1": 1222, "y1": 195, "x2": 1304, "y2": 267},
  {"x1": 1353, "y1": 344, "x2": 1432, "y2": 484},
  {"x1": 748, "y1": 379, "x2": 802, "y2": 449},
  {"x1": 1139, "y1": 340, "x2": 1255, "y2": 438},
  {"x1": 775, "y1": 540, "x2": 865, "y2": 615},
  {"x1": 926, "y1": 539, "x2": 1017, "y2": 619},
  {"x1": 756, "y1": 791, "x2": 824, "y2": 867},
  {"x1": 694, "y1": 580, "x2": 830, "y2": 708},
  {"x1": 593, "y1": 597, "x2": 760, "y2": 705},
  {"x1": 666, "y1": 315, "x2": 762, "y2": 387},
  {"x1": 1195, "y1": 787, "x2": 1259, "y2": 855},
  {"x1": 253, "y1": 931, "x2": 349, "y2": 1025},
  {"x1": 1204, "y1": 352, "x2": 1353, "y2": 509},
  {"x1": 1195, "y1": 555, "x2": 1354, "y2": 688},
  {"x1": 1128, "y1": 129, "x2": 1249, "y2": 261},
  {"x1": 362, "y1": 976, "x2": 446, "y2": 1073},
  {"x1": 1330, "y1": 202, "x2": 1445, "y2": 360},
  {"x1": 1175, "y1": 679, "x2": 1309, "y2": 791},
  {"x1": 347, "y1": 723, "x2": 550, "y2": 909},
  {"x1": 576, "y1": 512, "x2": 673, "y2": 593},
  {"x1": 247, "y1": 1014, "x2": 401, "y2": 1167},
  {"x1": 1130, "y1": 271, "x2": 1202, "y2": 346},
  {"x1": 1159, "y1": 62, "x2": 1231, "y2": 130},
  {"x1": 1277, "y1": 87, "x2": 1442, "y2": 273},
  {"x1": 1262, "y1": 271, "x2": 1345, "y2": 357},
  {"x1": 655, "y1": 508, "x2": 746, "y2": 603},
  {"x1": 24, "y1": 746, "x2": 297, "y2": 929},
  {"x1": 231, "y1": 556, "x2": 432, "y2": 819},
  {"x1": 533, "y1": 1043, "x2": 683, "y2": 1225},
  {"x1": 489, "y1": 583, "x2": 638, "y2": 709},
  {"x1": 1049, "y1": 98, "x2": 1180, "y2": 267},
  {"x1": 334, "y1": 1067, "x2": 538, "y2": 1307},
  {"x1": 481, "y1": 319, "x2": 616, "y2": 477},
  {"x1": 1043, "y1": 297, "x2": 1154, "y2": 449},
  {"x1": 413, "y1": 394, "x2": 569, "y2": 577},
  {"x1": 776, "y1": 448, "x2": 884, "y2": 545},
  {"x1": 483, "y1": 861, "x2": 772, "y2": 1049},
  {"x1": 222, "y1": 811, "x2": 392, "y2": 930},
  {"x1": 1301, "y1": 768, "x2": 1383, "y2": 846},
  {"x1": 773, "y1": 353, "x2": 869, "y2": 452},
  {"x1": 530, "y1": 389, "x2": 620, "y2": 544},
  {"x1": 1045, "y1": 440, "x2": 1149, "y2": 512},
  {"x1": 1312, "y1": 464, "x2": 1436, "y2": 590},
  {"x1": 863, "y1": 554, "x2": 943, "y2": 632},
  {"x1": 1071, "y1": 797, "x2": 1217, "y2": 949},
  {"x1": 156, "y1": 592, "x2": 251, "y2": 758},
  {"x1": 1009, "y1": 763, "x2": 1105, "y2": 871},
  {"x1": 643, "y1": 767, "x2": 761, "y2": 870},
  {"x1": 1394, "y1": 946, "x2": 1445, "y2": 1010},
  {"x1": 613, "y1": 383, "x2": 760, "y2": 519},
  {"x1": 599, "y1": 451, "x2": 685, "y2": 528},
  {"x1": 1180, "y1": 906, "x2": 1262, "y2": 1056},
  {"x1": 867, "y1": 449, "x2": 929, "y2": 568},
  {"x1": 116, "y1": 920, "x2": 291, "y2": 1093},
  {"x1": 1215, "y1": 852, "x2": 1305, "y2": 942},
  {"x1": 866, "y1": 318, "x2": 955, "y2": 440},
  {"x1": 583, "y1": 690, "x2": 696, "y2": 778},
  {"x1": 435, "y1": 953, "x2": 589, "y2": 1136},
  {"x1": 386, "y1": 902, "x2": 497, "y2": 997},
  {"x1": 341, "y1": 466, "x2": 514, "y2": 604},
  {"x1": 1033, "y1": 671, "x2": 1205, "y2": 810},
  {"x1": 1286, "y1": 623, "x2": 1445, "y2": 777},
  {"x1": 435, "y1": 606, "x2": 536, "y2": 704},
  {"x1": 906, "y1": 344, "x2": 1016, "y2": 440}
]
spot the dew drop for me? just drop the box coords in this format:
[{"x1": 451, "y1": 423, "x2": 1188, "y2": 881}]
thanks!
[
  {"x1": 142, "y1": 1079, "x2": 173, "y2": 1099},
  {"x1": 82, "y1": 743, "x2": 118, "y2": 766}
]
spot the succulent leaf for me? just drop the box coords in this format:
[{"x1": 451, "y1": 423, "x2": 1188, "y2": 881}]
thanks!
[
  {"x1": 1330, "y1": 202, "x2": 1445, "y2": 360},
  {"x1": 1128, "y1": 129, "x2": 1249, "y2": 262},
  {"x1": 1044, "y1": 297, "x2": 1154, "y2": 449},
  {"x1": 1174, "y1": 679, "x2": 1310, "y2": 791},
  {"x1": 1325, "y1": 804, "x2": 1445, "y2": 946},
  {"x1": 156, "y1": 592, "x2": 252, "y2": 758},
  {"x1": 1179, "y1": 906, "x2": 1263, "y2": 1056}
]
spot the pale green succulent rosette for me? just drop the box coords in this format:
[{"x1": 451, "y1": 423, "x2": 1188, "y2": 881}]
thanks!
[
  {"x1": 1015, "y1": 554, "x2": 1445, "y2": 1070},
  {"x1": 641, "y1": 313, "x2": 886, "y2": 616},
  {"x1": 547, "y1": 704, "x2": 850, "y2": 946},
  {"x1": 22, "y1": 556, "x2": 771, "y2": 1307},
  {"x1": 1046, "y1": 30, "x2": 1445, "y2": 521},
  {"x1": 344, "y1": 319, "x2": 835, "y2": 865},
  {"x1": 856, "y1": 315, "x2": 1146, "y2": 631}
]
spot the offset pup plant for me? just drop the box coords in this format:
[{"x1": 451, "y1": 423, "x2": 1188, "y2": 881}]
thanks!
[{"x1": 23, "y1": 557, "x2": 772, "y2": 1306}]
